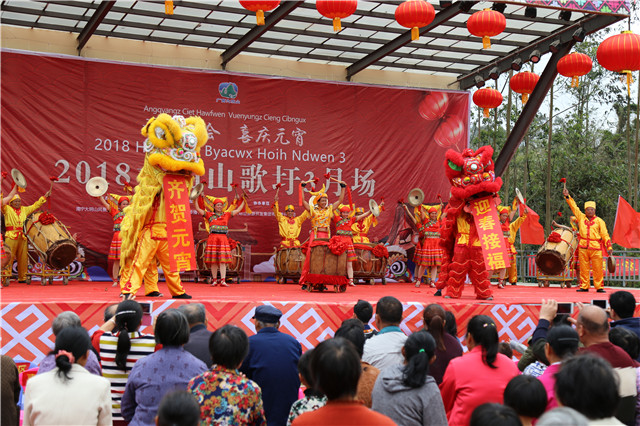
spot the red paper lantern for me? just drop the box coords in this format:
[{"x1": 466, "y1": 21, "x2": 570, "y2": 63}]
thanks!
[
  {"x1": 473, "y1": 88, "x2": 503, "y2": 118},
  {"x1": 557, "y1": 52, "x2": 592, "y2": 88},
  {"x1": 395, "y1": 0, "x2": 435, "y2": 41},
  {"x1": 434, "y1": 115, "x2": 464, "y2": 148},
  {"x1": 467, "y1": 8, "x2": 506, "y2": 49},
  {"x1": 317, "y1": 0, "x2": 358, "y2": 32},
  {"x1": 510, "y1": 71, "x2": 540, "y2": 104},
  {"x1": 418, "y1": 92, "x2": 449, "y2": 121},
  {"x1": 597, "y1": 31, "x2": 640, "y2": 95},
  {"x1": 240, "y1": 0, "x2": 280, "y2": 25}
]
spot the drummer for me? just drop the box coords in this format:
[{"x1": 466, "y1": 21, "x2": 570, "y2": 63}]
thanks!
[
  {"x1": 96, "y1": 194, "x2": 130, "y2": 286},
  {"x1": 351, "y1": 201, "x2": 384, "y2": 244},
  {"x1": 193, "y1": 195, "x2": 245, "y2": 287},
  {"x1": 563, "y1": 188, "x2": 612, "y2": 293},
  {"x1": 273, "y1": 195, "x2": 309, "y2": 248},
  {"x1": 0, "y1": 179, "x2": 18, "y2": 280},
  {"x1": 2, "y1": 188, "x2": 52, "y2": 283},
  {"x1": 334, "y1": 204, "x2": 372, "y2": 286},
  {"x1": 496, "y1": 203, "x2": 527, "y2": 288}
]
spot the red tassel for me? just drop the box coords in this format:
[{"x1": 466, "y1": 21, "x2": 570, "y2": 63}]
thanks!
[
  {"x1": 346, "y1": 186, "x2": 353, "y2": 209},
  {"x1": 298, "y1": 183, "x2": 303, "y2": 206}
]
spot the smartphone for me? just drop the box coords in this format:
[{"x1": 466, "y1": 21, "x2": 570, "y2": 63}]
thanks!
[
  {"x1": 140, "y1": 302, "x2": 152, "y2": 326},
  {"x1": 557, "y1": 302, "x2": 573, "y2": 314},
  {"x1": 592, "y1": 299, "x2": 608, "y2": 309}
]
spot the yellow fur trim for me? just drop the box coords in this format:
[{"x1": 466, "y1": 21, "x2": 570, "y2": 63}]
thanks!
[
  {"x1": 184, "y1": 116, "x2": 208, "y2": 149},
  {"x1": 147, "y1": 153, "x2": 205, "y2": 176},
  {"x1": 146, "y1": 113, "x2": 182, "y2": 149}
]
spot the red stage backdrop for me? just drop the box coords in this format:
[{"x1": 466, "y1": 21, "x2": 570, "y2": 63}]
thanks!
[{"x1": 1, "y1": 50, "x2": 470, "y2": 272}]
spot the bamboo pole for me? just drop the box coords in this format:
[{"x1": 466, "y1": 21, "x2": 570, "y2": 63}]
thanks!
[{"x1": 546, "y1": 84, "x2": 553, "y2": 233}]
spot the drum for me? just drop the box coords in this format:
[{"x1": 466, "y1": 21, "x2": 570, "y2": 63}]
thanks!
[
  {"x1": 275, "y1": 247, "x2": 304, "y2": 277},
  {"x1": 23, "y1": 212, "x2": 77, "y2": 270},
  {"x1": 1, "y1": 244, "x2": 11, "y2": 269},
  {"x1": 309, "y1": 238, "x2": 347, "y2": 276},
  {"x1": 536, "y1": 228, "x2": 577, "y2": 276},
  {"x1": 353, "y1": 243, "x2": 388, "y2": 276}
]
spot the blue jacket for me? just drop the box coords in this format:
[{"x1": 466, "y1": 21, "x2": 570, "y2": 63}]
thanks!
[
  {"x1": 240, "y1": 327, "x2": 302, "y2": 426},
  {"x1": 611, "y1": 317, "x2": 640, "y2": 362}
]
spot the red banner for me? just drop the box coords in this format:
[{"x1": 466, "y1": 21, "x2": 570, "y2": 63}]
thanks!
[
  {"x1": 163, "y1": 175, "x2": 197, "y2": 271},
  {"x1": 470, "y1": 196, "x2": 511, "y2": 269},
  {"x1": 0, "y1": 50, "x2": 470, "y2": 273},
  {"x1": 613, "y1": 195, "x2": 640, "y2": 249}
]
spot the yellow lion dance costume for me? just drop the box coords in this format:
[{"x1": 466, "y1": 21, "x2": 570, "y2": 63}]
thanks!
[{"x1": 119, "y1": 114, "x2": 208, "y2": 299}]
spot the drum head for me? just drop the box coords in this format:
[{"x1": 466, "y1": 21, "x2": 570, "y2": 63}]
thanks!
[
  {"x1": 46, "y1": 239, "x2": 78, "y2": 270},
  {"x1": 607, "y1": 256, "x2": 616, "y2": 274},
  {"x1": 536, "y1": 251, "x2": 564, "y2": 276}
]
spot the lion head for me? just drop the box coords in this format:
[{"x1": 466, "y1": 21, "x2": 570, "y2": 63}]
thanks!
[{"x1": 444, "y1": 146, "x2": 502, "y2": 200}]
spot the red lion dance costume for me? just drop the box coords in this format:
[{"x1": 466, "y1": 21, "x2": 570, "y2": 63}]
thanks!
[{"x1": 437, "y1": 146, "x2": 503, "y2": 300}]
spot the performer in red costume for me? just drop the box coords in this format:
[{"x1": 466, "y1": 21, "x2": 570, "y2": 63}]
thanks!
[
  {"x1": 96, "y1": 194, "x2": 130, "y2": 286},
  {"x1": 333, "y1": 205, "x2": 372, "y2": 286},
  {"x1": 435, "y1": 146, "x2": 503, "y2": 300},
  {"x1": 404, "y1": 203, "x2": 443, "y2": 288}
]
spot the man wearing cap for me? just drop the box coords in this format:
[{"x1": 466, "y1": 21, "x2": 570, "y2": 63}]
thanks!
[
  {"x1": 240, "y1": 304, "x2": 302, "y2": 426},
  {"x1": 272, "y1": 194, "x2": 309, "y2": 248},
  {"x1": 2, "y1": 189, "x2": 51, "y2": 283},
  {"x1": 563, "y1": 188, "x2": 612, "y2": 293}
]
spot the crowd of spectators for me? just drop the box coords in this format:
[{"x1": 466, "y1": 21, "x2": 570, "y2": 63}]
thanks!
[{"x1": 5, "y1": 289, "x2": 640, "y2": 425}]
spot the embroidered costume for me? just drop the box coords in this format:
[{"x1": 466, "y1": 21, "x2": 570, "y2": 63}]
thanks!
[
  {"x1": 414, "y1": 213, "x2": 443, "y2": 267},
  {"x1": 351, "y1": 209, "x2": 378, "y2": 244},
  {"x1": 333, "y1": 211, "x2": 357, "y2": 263},
  {"x1": 273, "y1": 202, "x2": 309, "y2": 248},
  {"x1": 204, "y1": 210, "x2": 232, "y2": 264},
  {"x1": 108, "y1": 201, "x2": 128, "y2": 262}
]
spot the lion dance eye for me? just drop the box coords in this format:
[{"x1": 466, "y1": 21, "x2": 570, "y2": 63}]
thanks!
[{"x1": 469, "y1": 163, "x2": 479, "y2": 172}]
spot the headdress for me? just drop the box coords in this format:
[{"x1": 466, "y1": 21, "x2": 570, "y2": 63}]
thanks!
[
  {"x1": 585, "y1": 201, "x2": 596, "y2": 209},
  {"x1": 285, "y1": 204, "x2": 295, "y2": 212}
]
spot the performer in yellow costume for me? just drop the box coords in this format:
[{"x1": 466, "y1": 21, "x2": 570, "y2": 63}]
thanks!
[
  {"x1": 2, "y1": 188, "x2": 51, "y2": 283},
  {"x1": 563, "y1": 188, "x2": 612, "y2": 293},
  {"x1": 496, "y1": 204, "x2": 527, "y2": 288},
  {"x1": 351, "y1": 202, "x2": 384, "y2": 244},
  {"x1": 273, "y1": 195, "x2": 309, "y2": 248},
  {"x1": 119, "y1": 114, "x2": 208, "y2": 299}
]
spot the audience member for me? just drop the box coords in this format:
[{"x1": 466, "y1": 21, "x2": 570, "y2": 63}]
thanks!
[
  {"x1": 610, "y1": 290, "x2": 640, "y2": 360},
  {"x1": 23, "y1": 327, "x2": 112, "y2": 425},
  {"x1": 121, "y1": 309, "x2": 207, "y2": 425},
  {"x1": 1, "y1": 355, "x2": 20, "y2": 426},
  {"x1": 98, "y1": 300, "x2": 156, "y2": 424},
  {"x1": 498, "y1": 341, "x2": 513, "y2": 359},
  {"x1": 503, "y1": 375, "x2": 547, "y2": 426},
  {"x1": 555, "y1": 354, "x2": 623, "y2": 425},
  {"x1": 189, "y1": 324, "x2": 266, "y2": 425},
  {"x1": 444, "y1": 310, "x2": 458, "y2": 339},
  {"x1": 440, "y1": 315, "x2": 520, "y2": 425},
  {"x1": 363, "y1": 296, "x2": 407, "y2": 370},
  {"x1": 240, "y1": 304, "x2": 302, "y2": 426},
  {"x1": 38, "y1": 311, "x2": 101, "y2": 376},
  {"x1": 538, "y1": 325, "x2": 579, "y2": 411},
  {"x1": 537, "y1": 407, "x2": 589, "y2": 426},
  {"x1": 354, "y1": 300, "x2": 377, "y2": 339},
  {"x1": 335, "y1": 318, "x2": 380, "y2": 407},
  {"x1": 609, "y1": 326, "x2": 640, "y2": 361},
  {"x1": 178, "y1": 303, "x2": 214, "y2": 368},
  {"x1": 576, "y1": 304, "x2": 637, "y2": 425},
  {"x1": 470, "y1": 403, "x2": 522, "y2": 426},
  {"x1": 421, "y1": 303, "x2": 462, "y2": 384},
  {"x1": 518, "y1": 299, "x2": 558, "y2": 372},
  {"x1": 92, "y1": 303, "x2": 119, "y2": 351},
  {"x1": 371, "y1": 330, "x2": 447, "y2": 426},
  {"x1": 287, "y1": 349, "x2": 326, "y2": 425},
  {"x1": 292, "y1": 338, "x2": 395, "y2": 426},
  {"x1": 156, "y1": 390, "x2": 200, "y2": 426}
]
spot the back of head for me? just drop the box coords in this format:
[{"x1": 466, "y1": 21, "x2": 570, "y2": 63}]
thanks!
[
  {"x1": 609, "y1": 326, "x2": 640, "y2": 360},
  {"x1": 52, "y1": 311, "x2": 81, "y2": 336},
  {"x1": 156, "y1": 390, "x2": 200, "y2": 426},
  {"x1": 155, "y1": 309, "x2": 190, "y2": 347},
  {"x1": 470, "y1": 403, "x2": 522, "y2": 426},
  {"x1": 375, "y1": 296, "x2": 403, "y2": 325},
  {"x1": 444, "y1": 310, "x2": 458, "y2": 337},
  {"x1": 402, "y1": 331, "x2": 436, "y2": 388},
  {"x1": 335, "y1": 319, "x2": 366, "y2": 358},
  {"x1": 103, "y1": 304, "x2": 118, "y2": 323},
  {"x1": 498, "y1": 342, "x2": 513, "y2": 359},
  {"x1": 610, "y1": 291, "x2": 636, "y2": 319},
  {"x1": 209, "y1": 324, "x2": 249, "y2": 370},
  {"x1": 311, "y1": 337, "x2": 361, "y2": 401},
  {"x1": 297, "y1": 349, "x2": 323, "y2": 397},
  {"x1": 178, "y1": 303, "x2": 207, "y2": 327},
  {"x1": 547, "y1": 325, "x2": 579, "y2": 360},
  {"x1": 467, "y1": 315, "x2": 499, "y2": 368},
  {"x1": 114, "y1": 300, "x2": 144, "y2": 371},
  {"x1": 537, "y1": 407, "x2": 589, "y2": 426},
  {"x1": 54, "y1": 326, "x2": 91, "y2": 380},
  {"x1": 554, "y1": 353, "x2": 619, "y2": 420},
  {"x1": 423, "y1": 304, "x2": 446, "y2": 351},
  {"x1": 503, "y1": 375, "x2": 547, "y2": 419},
  {"x1": 577, "y1": 306, "x2": 609, "y2": 337},
  {"x1": 354, "y1": 300, "x2": 374, "y2": 324}
]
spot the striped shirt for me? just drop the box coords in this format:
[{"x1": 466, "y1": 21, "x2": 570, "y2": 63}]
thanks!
[{"x1": 98, "y1": 331, "x2": 156, "y2": 420}]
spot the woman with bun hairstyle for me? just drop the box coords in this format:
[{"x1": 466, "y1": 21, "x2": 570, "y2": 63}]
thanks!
[
  {"x1": 371, "y1": 330, "x2": 447, "y2": 426},
  {"x1": 440, "y1": 315, "x2": 520, "y2": 426},
  {"x1": 23, "y1": 326, "x2": 112, "y2": 425}
]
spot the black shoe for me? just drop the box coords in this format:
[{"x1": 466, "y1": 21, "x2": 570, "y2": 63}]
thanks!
[
  {"x1": 576, "y1": 288, "x2": 589, "y2": 292},
  {"x1": 301, "y1": 285, "x2": 308, "y2": 291},
  {"x1": 434, "y1": 289, "x2": 442, "y2": 296},
  {"x1": 510, "y1": 282, "x2": 517, "y2": 285},
  {"x1": 18, "y1": 280, "x2": 27, "y2": 283},
  {"x1": 172, "y1": 293, "x2": 192, "y2": 299},
  {"x1": 596, "y1": 289, "x2": 606, "y2": 293},
  {"x1": 145, "y1": 291, "x2": 164, "y2": 297}
]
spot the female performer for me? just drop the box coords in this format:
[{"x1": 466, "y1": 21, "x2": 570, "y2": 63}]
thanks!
[
  {"x1": 333, "y1": 205, "x2": 372, "y2": 286},
  {"x1": 194, "y1": 195, "x2": 245, "y2": 287},
  {"x1": 96, "y1": 195, "x2": 130, "y2": 286},
  {"x1": 404, "y1": 203, "x2": 443, "y2": 288}
]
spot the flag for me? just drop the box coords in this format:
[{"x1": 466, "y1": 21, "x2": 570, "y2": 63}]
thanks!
[
  {"x1": 612, "y1": 195, "x2": 640, "y2": 249},
  {"x1": 519, "y1": 204, "x2": 545, "y2": 245}
]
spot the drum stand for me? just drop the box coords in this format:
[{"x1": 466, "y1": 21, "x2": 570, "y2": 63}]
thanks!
[{"x1": 26, "y1": 243, "x2": 72, "y2": 285}]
